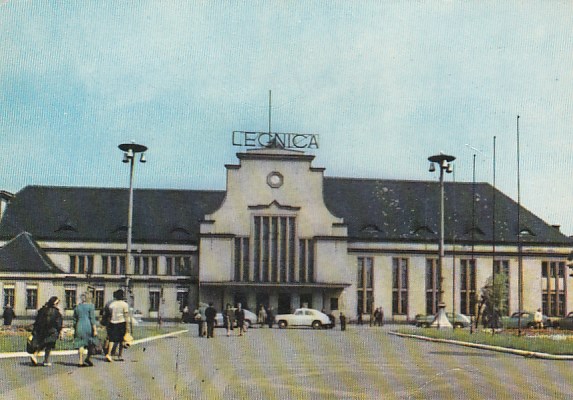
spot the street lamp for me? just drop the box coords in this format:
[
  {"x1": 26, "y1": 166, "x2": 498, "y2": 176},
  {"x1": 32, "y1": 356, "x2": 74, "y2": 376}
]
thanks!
[
  {"x1": 118, "y1": 142, "x2": 147, "y2": 322},
  {"x1": 428, "y1": 153, "x2": 455, "y2": 329}
]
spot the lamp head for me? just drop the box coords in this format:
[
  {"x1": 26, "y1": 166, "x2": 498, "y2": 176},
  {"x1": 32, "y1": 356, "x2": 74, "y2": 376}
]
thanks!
[
  {"x1": 140, "y1": 153, "x2": 146, "y2": 163},
  {"x1": 446, "y1": 163, "x2": 453, "y2": 173},
  {"x1": 122, "y1": 153, "x2": 129, "y2": 163},
  {"x1": 429, "y1": 163, "x2": 436, "y2": 172}
]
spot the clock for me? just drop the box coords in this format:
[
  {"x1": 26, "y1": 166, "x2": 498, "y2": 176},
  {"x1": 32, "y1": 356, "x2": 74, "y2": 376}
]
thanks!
[{"x1": 267, "y1": 171, "x2": 284, "y2": 188}]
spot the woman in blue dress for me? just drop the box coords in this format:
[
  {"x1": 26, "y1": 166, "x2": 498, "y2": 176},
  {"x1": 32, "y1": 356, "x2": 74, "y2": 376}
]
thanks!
[{"x1": 73, "y1": 293, "x2": 97, "y2": 367}]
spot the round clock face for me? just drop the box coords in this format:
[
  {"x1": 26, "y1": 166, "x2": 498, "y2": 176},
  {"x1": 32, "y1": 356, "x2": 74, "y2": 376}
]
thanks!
[{"x1": 267, "y1": 172, "x2": 283, "y2": 188}]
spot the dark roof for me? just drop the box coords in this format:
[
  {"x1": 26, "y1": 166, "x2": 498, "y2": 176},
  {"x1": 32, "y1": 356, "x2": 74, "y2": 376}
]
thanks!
[
  {"x1": 323, "y1": 177, "x2": 572, "y2": 245},
  {"x1": 0, "y1": 186, "x2": 225, "y2": 244},
  {"x1": 0, "y1": 232, "x2": 62, "y2": 273},
  {"x1": 0, "y1": 179, "x2": 570, "y2": 247}
]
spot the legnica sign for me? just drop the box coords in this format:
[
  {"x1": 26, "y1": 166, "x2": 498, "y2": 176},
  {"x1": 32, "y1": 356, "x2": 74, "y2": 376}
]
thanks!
[{"x1": 232, "y1": 131, "x2": 319, "y2": 149}]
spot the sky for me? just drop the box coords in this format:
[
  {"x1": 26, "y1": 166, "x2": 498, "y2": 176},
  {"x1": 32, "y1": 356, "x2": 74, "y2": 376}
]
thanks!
[{"x1": 1, "y1": 1, "x2": 572, "y2": 234}]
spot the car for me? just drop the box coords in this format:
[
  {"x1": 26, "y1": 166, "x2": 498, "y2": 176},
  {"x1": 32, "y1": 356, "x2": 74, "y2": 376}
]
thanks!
[
  {"x1": 274, "y1": 308, "x2": 331, "y2": 329},
  {"x1": 415, "y1": 312, "x2": 471, "y2": 328},
  {"x1": 546, "y1": 312, "x2": 573, "y2": 329},
  {"x1": 502, "y1": 311, "x2": 551, "y2": 329},
  {"x1": 214, "y1": 308, "x2": 257, "y2": 329}
]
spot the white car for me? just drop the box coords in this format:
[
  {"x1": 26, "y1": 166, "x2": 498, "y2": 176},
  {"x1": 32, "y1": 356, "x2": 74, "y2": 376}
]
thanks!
[
  {"x1": 275, "y1": 308, "x2": 332, "y2": 329},
  {"x1": 214, "y1": 308, "x2": 257, "y2": 329}
]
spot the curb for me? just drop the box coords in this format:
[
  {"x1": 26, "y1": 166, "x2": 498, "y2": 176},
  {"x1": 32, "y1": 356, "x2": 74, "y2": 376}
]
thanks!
[
  {"x1": 388, "y1": 331, "x2": 573, "y2": 360},
  {"x1": 0, "y1": 329, "x2": 189, "y2": 360}
]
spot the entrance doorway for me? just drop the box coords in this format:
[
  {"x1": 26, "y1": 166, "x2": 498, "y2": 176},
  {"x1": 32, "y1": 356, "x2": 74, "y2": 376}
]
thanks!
[
  {"x1": 300, "y1": 293, "x2": 312, "y2": 309},
  {"x1": 234, "y1": 292, "x2": 248, "y2": 310},
  {"x1": 278, "y1": 293, "x2": 291, "y2": 314}
]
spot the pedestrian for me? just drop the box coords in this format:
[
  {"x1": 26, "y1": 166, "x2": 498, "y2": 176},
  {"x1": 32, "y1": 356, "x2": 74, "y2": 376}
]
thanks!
[
  {"x1": 105, "y1": 289, "x2": 130, "y2": 362},
  {"x1": 205, "y1": 302, "x2": 217, "y2": 338},
  {"x1": 235, "y1": 302, "x2": 246, "y2": 336},
  {"x1": 73, "y1": 293, "x2": 97, "y2": 367},
  {"x1": 30, "y1": 296, "x2": 63, "y2": 367},
  {"x1": 357, "y1": 308, "x2": 363, "y2": 325},
  {"x1": 258, "y1": 304, "x2": 267, "y2": 328},
  {"x1": 199, "y1": 303, "x2": 207, "y2": 337},
  {"x1": 266, "y1": 306, "x2": 274, "y2": 329},
  {"x1": 377, "y1": 307, "x2": 384, "y2": 327},
  {"x1": 181, "y1": 305, "x2": 190, "y2": 323},
  {"x1": 223, "y1": 303, "x2": 235, "y2": 337},
  {"x1": 533, "y1": 308, "x2": 543, "y2": 329},
  {"x1": 193, "y1": 308, "x2": 202, "y2": 336},
  {"x1": 340, "y1": 312, "x2": 347, "y2": 331},
  {"x1": 2, "y1": 304, "x2": 15, "y2": 326}
]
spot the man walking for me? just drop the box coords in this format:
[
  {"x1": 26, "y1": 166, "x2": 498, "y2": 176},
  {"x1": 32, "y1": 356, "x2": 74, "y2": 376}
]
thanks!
[
  {"x1": 205, "y1": 302, "x2": 217, "y2": 338},
  {"x1": 235, "y1": 303, "x2": 245, "y2": 336}
]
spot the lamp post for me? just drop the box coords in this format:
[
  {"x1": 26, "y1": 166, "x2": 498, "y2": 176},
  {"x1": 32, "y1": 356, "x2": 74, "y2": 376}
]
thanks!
[
  {"x1": 118, "y1": 142, "x2": 147, "y2": 324},
  {"x1": 428, "y1": 153, "x2": 455, "y2": 329}
]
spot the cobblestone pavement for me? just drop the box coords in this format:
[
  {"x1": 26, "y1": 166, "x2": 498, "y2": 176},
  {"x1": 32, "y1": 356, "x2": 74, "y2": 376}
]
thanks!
[{"x1": 1, "y1": 324, "x2": 573, "y2": 400}]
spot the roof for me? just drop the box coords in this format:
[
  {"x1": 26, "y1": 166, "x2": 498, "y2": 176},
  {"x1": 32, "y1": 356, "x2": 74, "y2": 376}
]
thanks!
[
  {"x1": 0, "y1": 186, "x2": 225, "y2": 244},
  {"x1": 0, "y1": 179, "x2": 570, "y2": 247},
  {"x1": 0, "y1": 232, "x2": 62, "y2": 273},
  {"x1": 323, "y1": 177, "x2": 572, "y2": 245}
]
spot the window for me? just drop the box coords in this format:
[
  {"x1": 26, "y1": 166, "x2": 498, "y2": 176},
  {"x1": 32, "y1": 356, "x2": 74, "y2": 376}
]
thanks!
[
  {"x1": 392, "y1": 258, "x2": 408, "y2": 315},
  {"x1": 357, "y1": 257, "x2": 374, "y2": 315},
  {"x1": 541, "y1": 261, "x2": 565, "y2": 317},
  {"x1": 176, "y1": 288, "x2": 189, "y2": 311},
  {"x1": 234, "y1": 237, "x2": 251, "y2": 281},
  {"x1": 330, "y1": 297, "x2": 339, "y2": 311},
  {"x1": 493, "y1": 260, "x2": 510, "y2": 315},
  {"x1": 252, "y1": 216, "x2": 296, "y2": 283},
  {"x1": 166, "y1": 256, "x2": 193, "y2": 276},
  {"x1": 149, "y1": 288, "x2": 160, "y2": 312},
  {"x1": 69, "y1": 255, "x2": 94, "y2": 274},
  {"x1": 3, "y1": 285, "x2": 15, "y2": 308},
  {"x1": 103, "y1": 255, "x2": 126, "y2": 275},
  {"x1": 26, "y1": 286, "x2": 38, "y2": 310},
  {"x1": 94, "y1": 287, "x2": 105, "y2": 310},
  {"x1": 460, "y1": 259, "x2": 477, "y2": 315},
  {"x1": 65, "y1": 285, "x2": 77, "y2": 310},
  {"x1": 425, "y1": 258, "x2": 441, "y2": 315},
  {"x1": 299, "y1": 239, "x2": 315, "y2": 283}
]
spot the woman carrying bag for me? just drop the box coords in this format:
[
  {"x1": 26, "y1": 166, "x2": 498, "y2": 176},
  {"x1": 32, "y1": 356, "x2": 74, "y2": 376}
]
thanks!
[
  {"x1": 73, "y1": 293, "x2": 98, "y2": 367},
  {"x1": 30, "y1": 296, "x2": 63, "y2": 367}
]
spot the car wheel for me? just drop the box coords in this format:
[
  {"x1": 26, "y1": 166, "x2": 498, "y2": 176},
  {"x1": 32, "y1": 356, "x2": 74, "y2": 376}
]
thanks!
[
  {"x1": 422, "y1": 322, "x2": 430, "y2": 328},
  {"x1": 312, "y1": 320, "x2": 322, "y2": 329},
  {"x1": 527, "y1": 322, "x2": 535, "y2": 328},
  {"x1": 278, "y1": 320, "x2": 287, "y2": 329},
  {"x1": 454, "y1": 322, "x2": 464, "y2": 329},
  {"x1": 244, "y1": 320, "x2": 251, "y2": 329}
]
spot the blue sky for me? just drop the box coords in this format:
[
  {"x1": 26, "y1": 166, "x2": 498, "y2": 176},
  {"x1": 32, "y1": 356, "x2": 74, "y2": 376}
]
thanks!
[{"x1": 1, "y1": 1, "x2": 572, "y2": 234}]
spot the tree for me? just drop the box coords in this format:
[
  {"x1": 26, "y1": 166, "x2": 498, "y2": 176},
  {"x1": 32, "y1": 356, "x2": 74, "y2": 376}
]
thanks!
[{"x1": 478, "y1": 272, "x2": 509, "y2": 329}]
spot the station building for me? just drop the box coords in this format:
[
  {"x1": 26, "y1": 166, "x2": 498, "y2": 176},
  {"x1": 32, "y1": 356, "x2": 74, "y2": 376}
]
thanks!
[{"x1": 0, "y1": 146, "x2": 571, "y2": 322}]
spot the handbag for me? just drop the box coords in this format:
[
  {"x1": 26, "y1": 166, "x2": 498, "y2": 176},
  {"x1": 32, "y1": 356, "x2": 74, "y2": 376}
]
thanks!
[
  {"x1": 26, "y1": 334, "x2": 40, "y2": 354},
  {"x1": 88, "y1": 336, "x2": 103, "y2": 355},
  {"x1": 123, "y1": 332, "x2": 134, "y2": 348}
]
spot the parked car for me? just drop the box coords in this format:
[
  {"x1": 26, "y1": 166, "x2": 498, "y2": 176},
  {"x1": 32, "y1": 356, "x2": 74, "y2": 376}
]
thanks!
[
  {"x1": 547, "y1": 312, "x2": 573, "y2": 329},
  {"x1": 415, "y1": 312, "x2": 471, "y2": 328},
  {"x1": 214, "y1": 308, "x2": 257, "y2": 329},
  {"x1": 275, "y1": 308, "x2": 332, "y2": 329},
  {"x1": 502, "y1": 311, "x2": 551, "y2": 329}
]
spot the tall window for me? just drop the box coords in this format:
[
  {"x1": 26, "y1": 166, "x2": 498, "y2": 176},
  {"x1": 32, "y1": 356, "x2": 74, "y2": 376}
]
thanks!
[
  {"x1": 299, "y1": 239, "x2": 315, "y2": 283},
  {"x1": 234, "y1": 237, "x2": 250, "y2": 281},
  {"x1": 149, "y1": 288, "x2": 160, "y2": 312},
  {"x1": 26, "y1": 286, "x2": 38, "y2": 310},
  {"x1": 541, "y1": 261, "x2": 565, "y2": 317},
  {"x1": 64, "y1": 285, "x2": 77, "y2": 310},
  {"x1": 3, "y1": 286, "x2": 15, "y2": 308},
  {"x1": 460, "y1": 259, "x2": 477, "y2": 315},
  {"x1": 94, "y1": 287, "x2": 105, "y2": 310},
  {"x1": 425, "y1": 258, "x2": 441, "y2": 315},
  {"x1": 252, "y1": 216, "x2": 296, "y2": 283},
  {"x1": 493, "y1": 260, "x2": 510, "y2": 315},
  {"x1": 357, "y1": 257, "x2": 374, "y2": 315},
  {"x1": 392, "y1": 258, "x2": 408, "y2": 315},
  {"x1": 176, "y1": 288, "x2": 189, "y2": 310}
]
